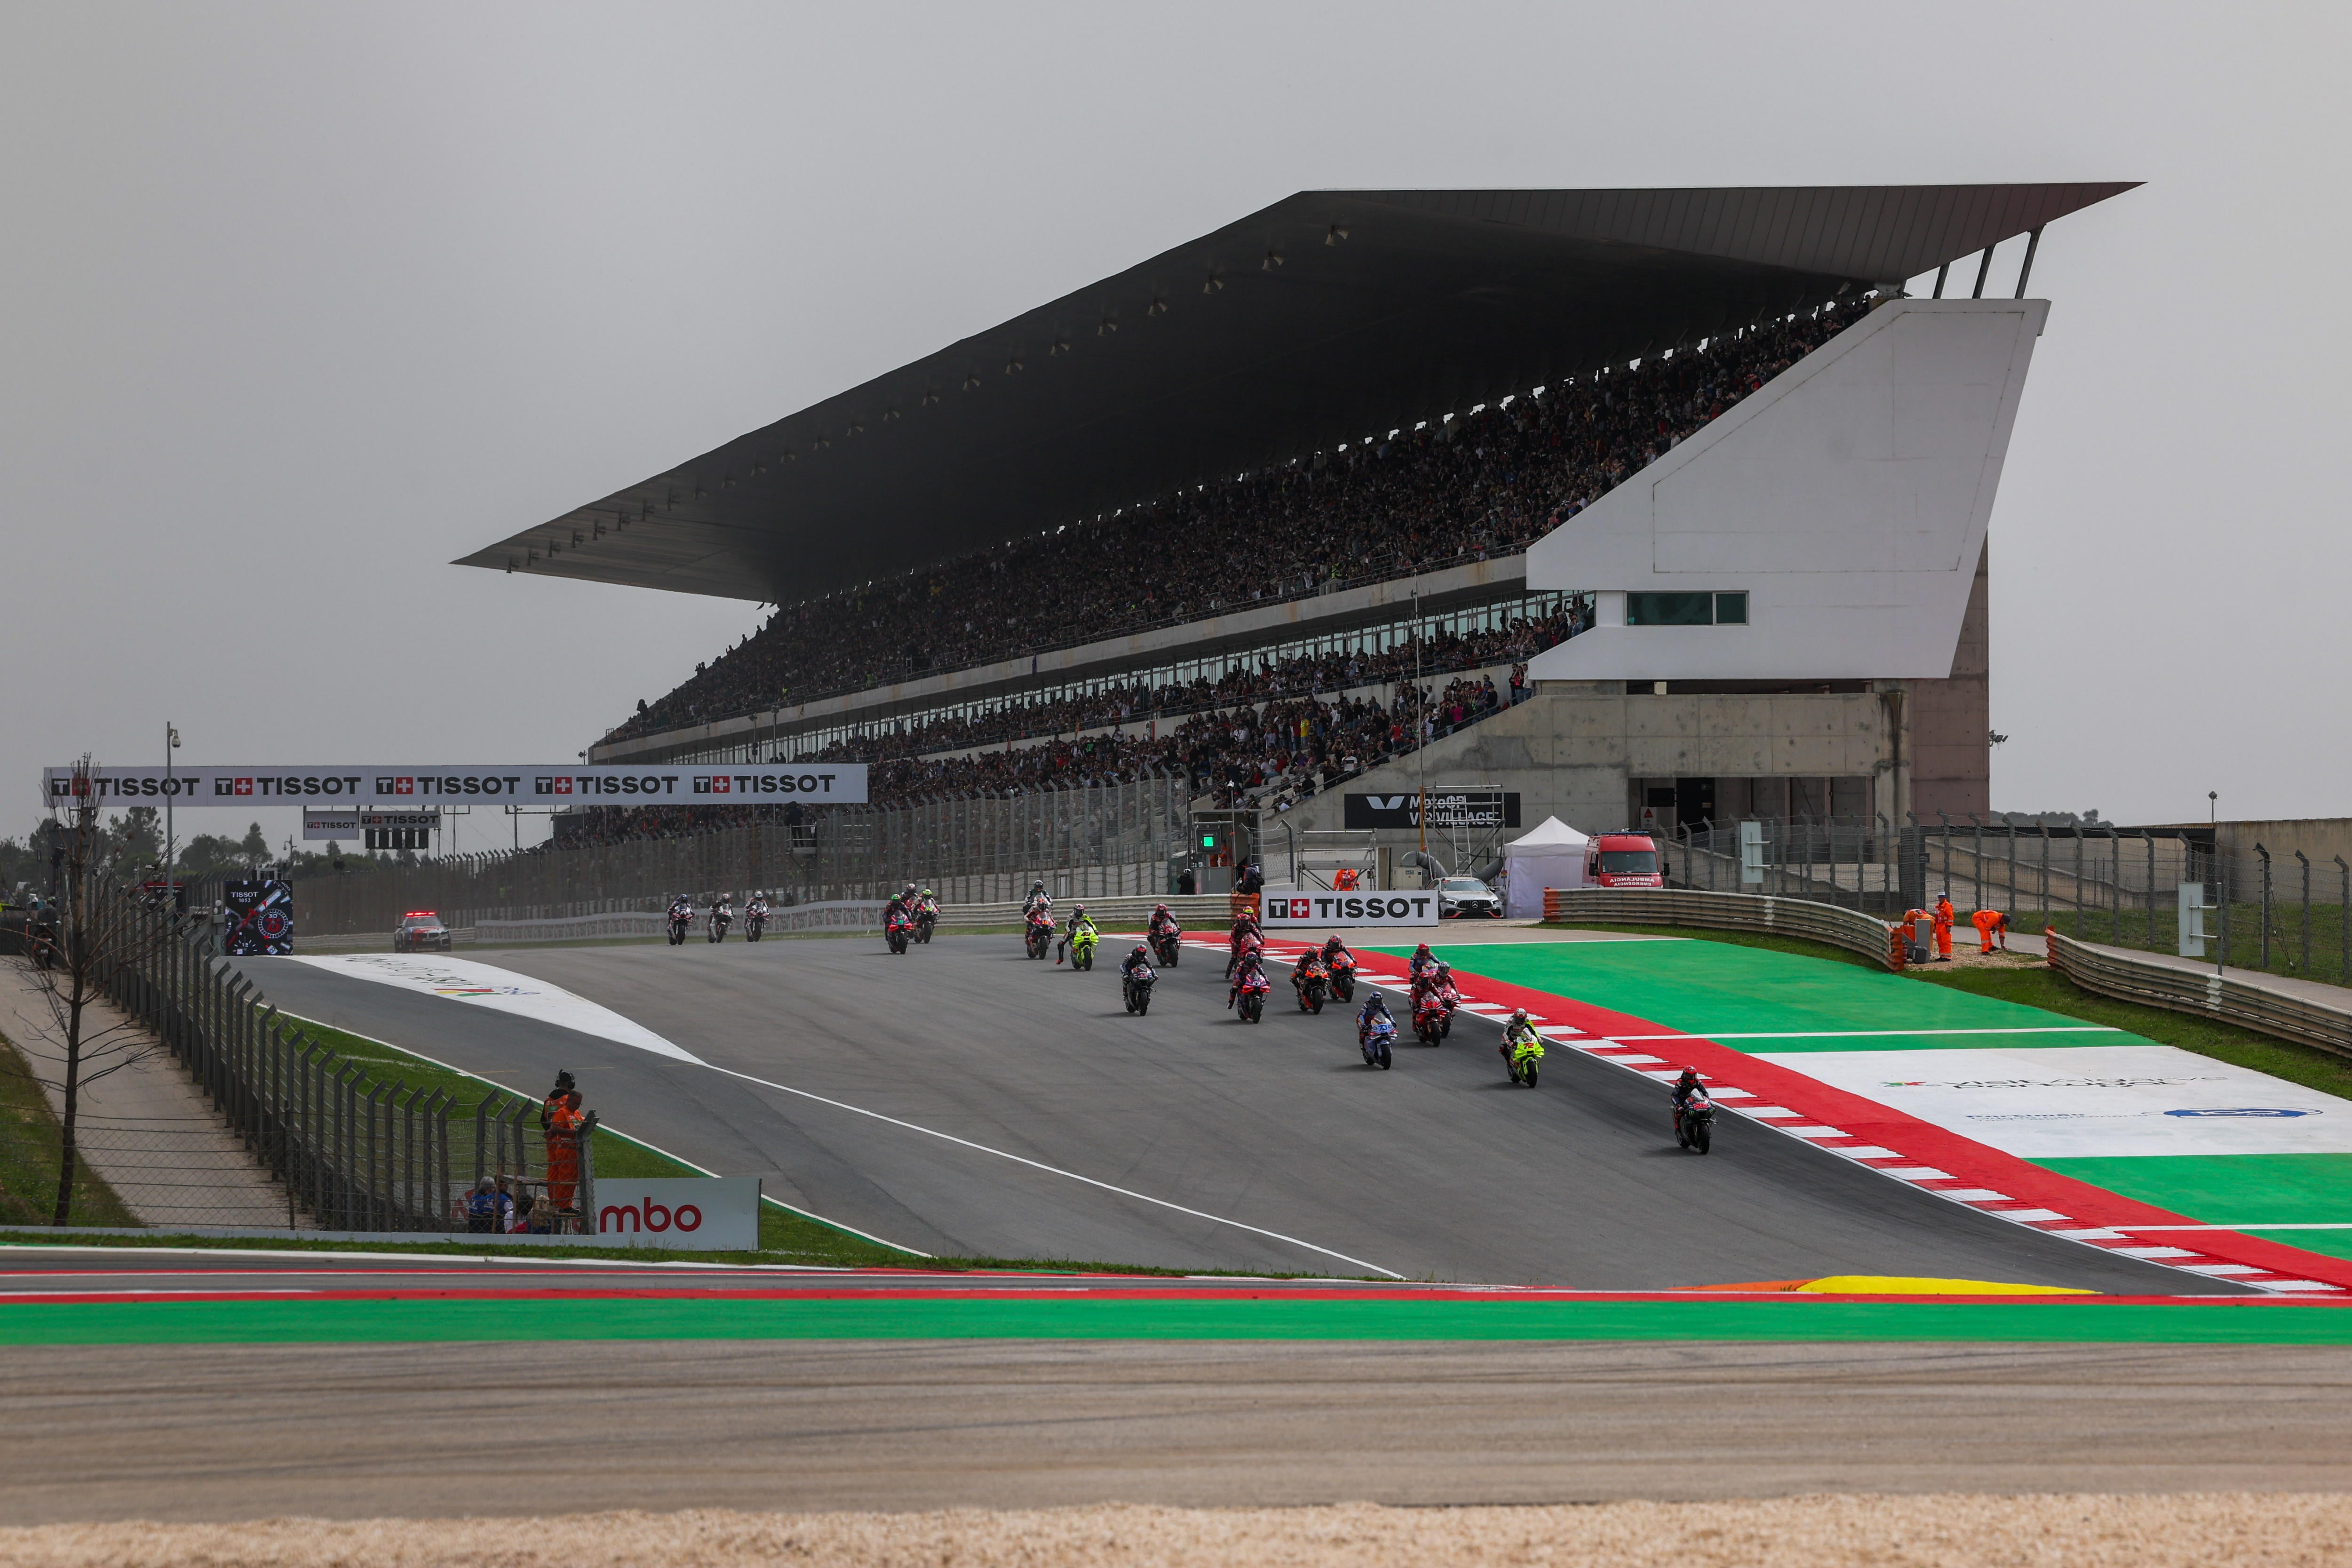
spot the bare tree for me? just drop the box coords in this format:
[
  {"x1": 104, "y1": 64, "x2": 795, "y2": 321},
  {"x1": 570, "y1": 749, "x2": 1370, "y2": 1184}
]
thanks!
[{"x1": 12, "y1": 758, "x2": 177, "y2": 1224}]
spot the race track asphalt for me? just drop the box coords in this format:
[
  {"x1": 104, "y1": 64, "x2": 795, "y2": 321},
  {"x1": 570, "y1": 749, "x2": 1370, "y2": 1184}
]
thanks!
[{"x1": 234, "y1": 934, "x2": 2217, "y2": 1292}]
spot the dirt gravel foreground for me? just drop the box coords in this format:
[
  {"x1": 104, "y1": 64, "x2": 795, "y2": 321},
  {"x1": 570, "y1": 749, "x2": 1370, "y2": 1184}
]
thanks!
[{"x1": 1, "y1": 1496, "x2": 2347, "y2": 1568}]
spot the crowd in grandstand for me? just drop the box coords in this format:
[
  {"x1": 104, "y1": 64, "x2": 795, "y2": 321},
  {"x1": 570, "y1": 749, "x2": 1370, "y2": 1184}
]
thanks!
[
  {"x1": 548, "y1": 297, "x2": 1868, "y2": 853},
  {"x1": 824, "y1": 599, "x2": 1581, "y2": 760},
  {"x1": 605, "y1": 298, "x2": 1867, "y2": 745}
]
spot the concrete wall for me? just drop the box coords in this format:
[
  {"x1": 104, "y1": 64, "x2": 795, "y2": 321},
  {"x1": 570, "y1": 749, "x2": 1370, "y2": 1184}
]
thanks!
[
  {"x1": 1899, "y1": 538, "x2": 1990, "y2": 820},
  {"x1": 1525, "y1": 298, "x2": 2043, "y2": 685},
  {"x1": 2216, "y1": 820, "x2": 2352, "y2": 873},
  {"x1": 1264, "y1": 685, "x2": 1891, "y2": 859}
]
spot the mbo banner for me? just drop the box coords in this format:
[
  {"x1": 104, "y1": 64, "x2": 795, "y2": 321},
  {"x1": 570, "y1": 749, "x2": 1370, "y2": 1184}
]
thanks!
[
  {"x1": 591, "y1": 1176, "x2": 761, "y2": 1250},
  {"x1": 42, "y1": 764, "x2": 868, "y2": 809},
  {"x1": 1261, "y1": 891, "x2": 1439, "y2": 928}
]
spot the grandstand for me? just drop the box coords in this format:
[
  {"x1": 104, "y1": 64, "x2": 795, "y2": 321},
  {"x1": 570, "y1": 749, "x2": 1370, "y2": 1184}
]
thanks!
[{"x1": 463, "y1": 184, "x2": 2135, "y2": 877}]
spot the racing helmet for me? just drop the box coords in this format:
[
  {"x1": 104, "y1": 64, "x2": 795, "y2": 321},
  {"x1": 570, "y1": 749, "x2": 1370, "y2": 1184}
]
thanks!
[{"x1": 1511, "y1": 1008, "x2": 1530, "y2": 1022}]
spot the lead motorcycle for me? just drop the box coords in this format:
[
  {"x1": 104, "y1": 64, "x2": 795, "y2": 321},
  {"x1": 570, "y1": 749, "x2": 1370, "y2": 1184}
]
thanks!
[
  {"x1": 745, "y1": 899, "x2": 769, "y2": 942},
  {"x1": 1150, "y1": 924, "x2": 1182, "y2": 968},
  {"x1": 666, "y1": 905, "x2": 692, "y2": 946},
  {"x1": 885, "y1": 906, "x2": 915, "y2": 955},
  {"x1": 1359, "y1": 1011, "x2": 1397, "y2": 1070},
  {"x1": 1123, "y1": 962, "x2": 1157, "y2": 1015},
  {"x1": 707, "y1": 902, "x2": 732, "y2": 943},
  {"x1": 1675, "y1": 1091, "x2": 1716, "y2": 1155}
]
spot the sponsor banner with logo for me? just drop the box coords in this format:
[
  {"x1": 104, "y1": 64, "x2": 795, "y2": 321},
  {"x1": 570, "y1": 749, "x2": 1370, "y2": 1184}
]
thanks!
[
  {"x1": 591, "y1": 1177, "x2": 760, "y2": 1251},
  {"x1": 44, "y1": 764, "x2": 867, "y2": 808},
  {"x1": 1343, "y1": 790, "x2": 1521, "y2": 830},
  {"x1": 302, "y1": 808, "x2": 438, "y2": 841},
  {"x1": 1755, "y1": 1044, "x2": 2352, "y2": 1160},
  {"x1": 1261, "y1": 891, "x2": 1439, "y2": 928}
]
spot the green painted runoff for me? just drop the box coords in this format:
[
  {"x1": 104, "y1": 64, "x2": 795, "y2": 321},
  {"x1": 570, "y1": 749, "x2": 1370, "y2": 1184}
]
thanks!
[
  {"x1": 5, "y1": 1295, "x2": 2351, "y2": 1346},
  {"x1": 2038, "y1": 1153, "x2": 2352, "y2": 1260},
  {"x1": 1391, "y1": 941, "x2": 2161, "y2": 1052}
]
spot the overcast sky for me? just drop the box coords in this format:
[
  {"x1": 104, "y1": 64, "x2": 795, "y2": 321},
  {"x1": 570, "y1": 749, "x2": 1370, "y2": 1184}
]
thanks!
[{"x1": 3, "y1": 1, "x2": 2344, "y2": 852}]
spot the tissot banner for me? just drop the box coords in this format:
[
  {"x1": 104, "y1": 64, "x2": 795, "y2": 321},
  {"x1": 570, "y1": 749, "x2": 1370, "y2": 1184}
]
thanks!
[
  {"x1": 44, "y1": 764, "x2": 868, "y2": 808},
  {"x1": 1261, "y1": 891, "x2": 1439, "y2": 928},
  {"x1": 303, "y1": 809, "x2": 438, "y2": 841},
  {"x1": 1343, "y1": 790, "x2": 1521, "y2": 830}
]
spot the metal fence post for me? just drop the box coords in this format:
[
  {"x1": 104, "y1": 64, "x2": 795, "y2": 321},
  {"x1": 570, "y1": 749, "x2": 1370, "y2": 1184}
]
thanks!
[
  {"x1": 2296, "y1": 850, "x2": 2312, "y2": 975},
  {"x1": 2257, "y1": 843, "x2": 2273, "y2": 971},
  {"x1": 2338, "y1": 855, "x2": 2350, "y2": 986}
]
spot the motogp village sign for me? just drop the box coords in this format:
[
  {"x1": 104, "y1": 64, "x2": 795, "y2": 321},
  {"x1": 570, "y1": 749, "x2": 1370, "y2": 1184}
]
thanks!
[{"x1": 41, "y1": 764, "x2": 869, "y2": 809}]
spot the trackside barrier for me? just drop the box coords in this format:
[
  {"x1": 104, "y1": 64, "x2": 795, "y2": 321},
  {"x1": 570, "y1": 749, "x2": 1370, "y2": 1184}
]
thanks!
[
  {"x1": 456, "y1": 895, "x2": 1238, "y2": 943},
  {"x1": 1544, "y1": 887, "x2": 1906, "y2": 972},
  {"x1": 2044, "y1": 931, "x2": 2352, "y2": 1061},
  {"x1": 935, "y1": 894, "x2": 1233, "y2": 931}
]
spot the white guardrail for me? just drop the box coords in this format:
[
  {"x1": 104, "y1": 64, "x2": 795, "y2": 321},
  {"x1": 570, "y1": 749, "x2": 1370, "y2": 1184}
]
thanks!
[
  {"x1": 2046, "y1": 931, "x2": 2352, "y2": 1061},
  {"x1": 1543, "y1": 887, "x2": 1905, "y2": 971}
]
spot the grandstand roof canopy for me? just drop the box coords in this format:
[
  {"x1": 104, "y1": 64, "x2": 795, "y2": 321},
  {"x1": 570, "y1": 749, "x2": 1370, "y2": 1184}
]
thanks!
[{"x1": 460, "y1": 183, "x2": 2137, "y2": 604}]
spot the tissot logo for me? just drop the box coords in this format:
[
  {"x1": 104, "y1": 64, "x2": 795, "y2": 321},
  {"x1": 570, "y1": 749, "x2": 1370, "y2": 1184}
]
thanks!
[
  {"x1": 234, "y1": 777, "x2": 253, "y2": 796},
  {"x1": 551, "y1": 777, "x2": 572, "y2": 795}
]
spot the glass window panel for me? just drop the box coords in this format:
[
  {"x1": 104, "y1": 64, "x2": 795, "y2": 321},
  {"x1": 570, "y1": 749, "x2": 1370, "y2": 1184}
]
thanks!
[{"x1": 1625, "y1": 591, "x2": 1715, "y2": 626}]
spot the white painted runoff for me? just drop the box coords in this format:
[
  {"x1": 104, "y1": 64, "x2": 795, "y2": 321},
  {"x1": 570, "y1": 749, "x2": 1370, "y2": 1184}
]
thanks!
[
  {"x1": 282, "y1": 954, "x2": 703, "y2": 1064},
  {"x1": 1757, "y1": 1044, "x2": 2352, "y2": 1160}
]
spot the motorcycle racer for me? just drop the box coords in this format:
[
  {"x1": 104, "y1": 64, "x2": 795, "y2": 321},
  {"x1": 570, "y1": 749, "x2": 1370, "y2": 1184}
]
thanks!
[
  {"x1": 1670, "y1": 1067, "x2": 1707, "y2": 1137},
  {"x1": 1148, "y1": 902, "x2": 1181, "y2": 939},
  {"x1": 1056, "y1": 903, "x2": 1097, "y2": 964},
  {"x1": 1022, "y1": 880, "x2": 1052, "y2": 919},
  {"x1": 1120, "y1": 943, "x2": 1154, "y2": 979},
  {"x1": 1499, "y1": 1008, "x2": 1545, "y2": 1079},
  {"x1": 1407, "y1": 941, "x2": 1438, "y2": 981},
  {"x1": 1357, "y1": 990, "x2": 1394, "y2": 1039},
  {"x1": 1228, "y1": 947, "x2": 1268, "y2": 1009}
]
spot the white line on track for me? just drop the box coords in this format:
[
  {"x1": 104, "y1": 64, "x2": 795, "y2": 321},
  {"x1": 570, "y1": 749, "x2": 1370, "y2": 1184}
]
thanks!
[{"x1": 695, "y1": 1062, "x2": 1406, "y2": 1279}]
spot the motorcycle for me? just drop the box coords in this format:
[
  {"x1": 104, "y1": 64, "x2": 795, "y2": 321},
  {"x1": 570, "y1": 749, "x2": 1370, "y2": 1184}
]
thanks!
[
  {"x1": 1676, "y1": 1092, "x2": 1716, "y2": 1155},
  {"x1": 1503, "y1": 1032, "x2": 1545, "y2": 1088},
  {"x1": 885, "y1": 909, "x2": 914, "y2": 955},
  {"x1": 1024, "y1": 909, "x2": 1054, "y2": 960},
  {"x1": 1292, "y1": 959, "x2": 1328, "y2": 1014},
  {"x1": 1150, "y1": 927, "x2": 1181, "y2": 968},
  {"x1": 915, "y1": 904, "x2": 937, "y2": 945},
  {"x1": 1413, "y1": 986, "x2": 1458, "y2": 1045},
  {"x1": 1233, "y1": 966, "x2": 1270, "y2": 1024},
  {"x1": 1326, "y1": 951, "x2": 1356, "y2": 1002},
  {"x1": 1359, "y1": 1013, "x2": 1396, "y2": 1070},
  {"x1": 708, "y1": 906, "x2": 732, "y2": 943},
  {"x1": 667, "y1": 908, "x2": 692, "y2": 946},
  {"x1": 1225, "y1": 931, "x2": 1261, "y2": 979},
  {"x1": 1068, "y1": 926, "x2": 1099, "y2": 971},
  {"x1": 745, "y1": 904, "x2": 768, "y2": 942},
  {"x1": 1123, "y1": 963, "x2": 1157, "y2": 1015}
]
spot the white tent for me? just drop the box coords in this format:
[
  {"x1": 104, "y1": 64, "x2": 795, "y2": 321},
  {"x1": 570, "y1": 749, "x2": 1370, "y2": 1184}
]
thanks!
[{"x1": 1501, "y1": 817, "x2": 1591, "y2": 918}]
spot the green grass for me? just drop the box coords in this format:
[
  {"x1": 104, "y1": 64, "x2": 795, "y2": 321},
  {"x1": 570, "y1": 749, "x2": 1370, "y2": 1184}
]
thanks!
[
  {"x1": 1544, "y1": 920, "x2": 2352, "y2": 1099},
  {"x1": 0, "y1": 1029, "x2": 140, "y2": 1228}
]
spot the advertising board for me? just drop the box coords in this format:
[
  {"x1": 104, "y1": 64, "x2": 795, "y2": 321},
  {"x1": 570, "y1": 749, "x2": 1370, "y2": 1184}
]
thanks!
[
  {"x1": 1260, "y1": 891, "x2": 1439, "y2": 928},
  {"x1": 1343, "y1": 790, "x2": 1521, "y2": 830},
  {"x1": 43, "y1": 764, "x2": 868, "y2": 808},
  {"x1": 221, "y1": 879, "x2": 295, "y2": 955},
  {"x1": 591, "y1": 1176, "x2": 761, "y2": 1250},
  {"x1": 303, "y1": 808, "x2": 440, "y2": 841}
]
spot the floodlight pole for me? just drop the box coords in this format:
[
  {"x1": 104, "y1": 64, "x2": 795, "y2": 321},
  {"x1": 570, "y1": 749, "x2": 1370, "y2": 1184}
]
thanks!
[{"x1": 1414, "y1": 580, "x2": 1426, "y2": 863}]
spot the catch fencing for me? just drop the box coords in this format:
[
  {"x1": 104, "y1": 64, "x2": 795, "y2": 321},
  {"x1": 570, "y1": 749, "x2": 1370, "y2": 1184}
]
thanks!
[
  {"x1": 10, "y1": 878, "x2": 602, "y2": 1232},
  {"x1": 288, "y1": 774, "x2": 1191, "y2": 936},
  {"x1": 1646, "y1": 817, "x2": 2348, "y2": 987}
]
